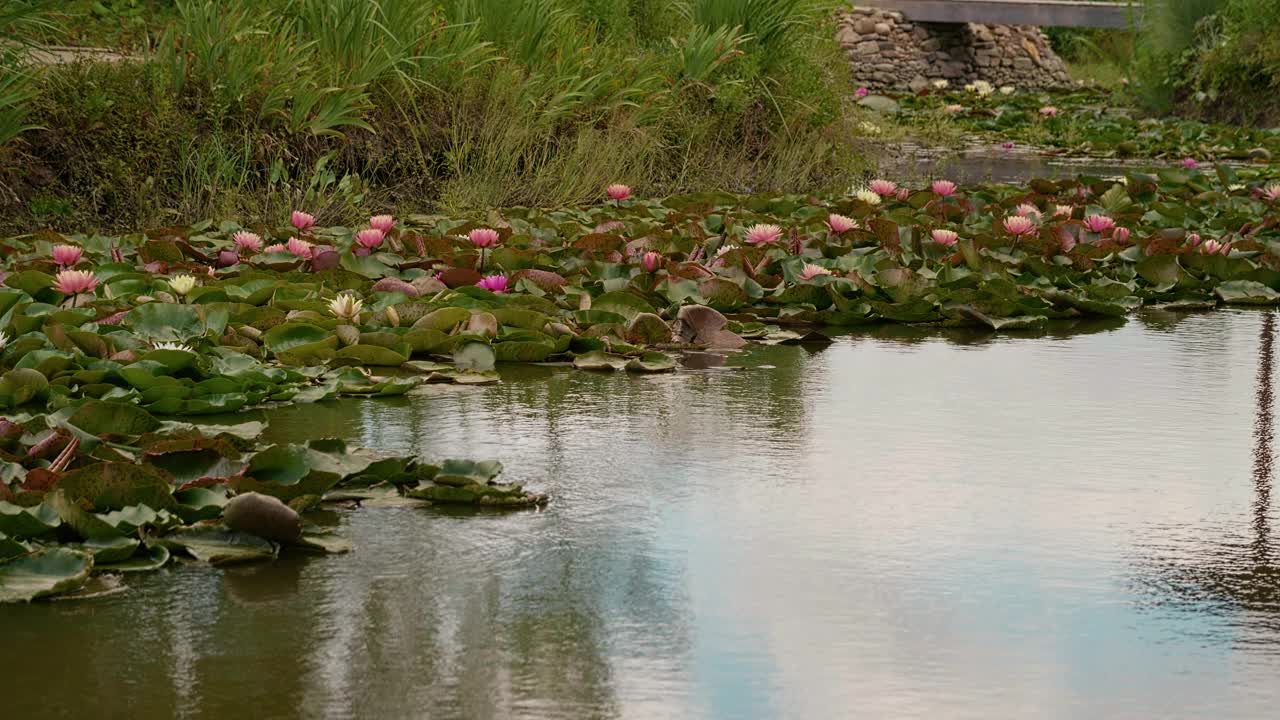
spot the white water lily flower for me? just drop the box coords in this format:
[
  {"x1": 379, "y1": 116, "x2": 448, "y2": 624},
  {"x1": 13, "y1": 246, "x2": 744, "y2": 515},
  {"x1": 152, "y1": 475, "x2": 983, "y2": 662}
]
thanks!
[
  {"x1": 329, "y1": 293, "x2": 363, "y2": 321},
  {"x1": 967, "y1": 80, "x2": 993, "y2": 97},
  {"x1": 1000, "y1": 85, "x2": 1016, "y2": 95},
  {"x1": 931, "y1": 79, "x2": 949, "y2": 90},
  {"x1": 168, "y1": 274, "x2": 198, "y2": 296},
  {"x1": 153, "y1": 341, "x2": 193, "y2": 352},
  {"x1": 854, "y1": 188, "x2": 882, "y2": 205},
  {"x1": 0, "y1": 331, "x2": 8, "y2": 351}
]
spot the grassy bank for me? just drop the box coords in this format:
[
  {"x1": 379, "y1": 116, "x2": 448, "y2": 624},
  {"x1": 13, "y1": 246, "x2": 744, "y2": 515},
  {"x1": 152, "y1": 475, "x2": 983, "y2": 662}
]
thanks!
[
  {"x1": 1131, "y1": 0, "x2": 1280, "y2": 125},
  {"x1": 0, "y1": 0, "x2": 868, "y2": 233}
]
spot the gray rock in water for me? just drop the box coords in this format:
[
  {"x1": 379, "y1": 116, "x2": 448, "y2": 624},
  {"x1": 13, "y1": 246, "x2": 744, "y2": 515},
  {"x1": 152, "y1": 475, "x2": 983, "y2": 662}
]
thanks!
[{"x1": 223, "y1": 492, "x2": 302, "y2": 544}]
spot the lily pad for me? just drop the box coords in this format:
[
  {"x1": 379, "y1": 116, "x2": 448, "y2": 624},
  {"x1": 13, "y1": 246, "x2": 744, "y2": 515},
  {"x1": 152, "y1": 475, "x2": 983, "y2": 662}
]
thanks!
[
  {"x1": 262, "y1": 322, "x2": 332, "y2": 353},
  {"x1": 453, "y1": 341, "x2": 497, "y2": 371},
  {"x1": 572, "y1": 350, "x2": 629, "y2": 371},
  {"x1": 125, "y1": 302, "x2": 227, "y2": 342},
  {"x1": 78, "y1": 535, "x2": 141, "y2": 564},
  {"x1": 97, "y1": 544, "x2": 170, "y2": 573},
  {"x1": 625, "y1": 352, "x2": 677, "y2": 373},
  {"x1": 66, "y1": 400, "x2": 163, "y2": 436},
  {"x1": 0, "y1": 369, "x2": 49, "y2": 409},
  {"x1": 0, "y1": 501, "x2": 61, "y2": 539},
  {"x1": 159, "y1": 524, "x2": 278, "y2": 565},
  {"x1": 57, "y1": 462, "x2": 177, "y2": 512},
  {"x1": 294, "y1": 528, "x2": 353, "y2": 554},
  {"x1": 1215, "y1": 280, "x2": 1280, "y2": 305},
  {"x1": 0, "y1": 548, "x2": 93, "y2": 603},
  {"x1": 434, "y1": 459, "x2": 503, "y2": 486}
]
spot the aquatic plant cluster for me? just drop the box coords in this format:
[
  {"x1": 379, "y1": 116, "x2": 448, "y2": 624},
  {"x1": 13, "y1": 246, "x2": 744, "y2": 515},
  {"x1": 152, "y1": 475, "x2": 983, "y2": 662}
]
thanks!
[
  {"x1": 891, "y1": 89, "x2": 1280, "y2": 161},
  {"x1": 0, "y1": 403, "x2": 544, "y2": 602},
  {"x1": 5, "y1": 169, "x2": 1280, "y2": 600}
]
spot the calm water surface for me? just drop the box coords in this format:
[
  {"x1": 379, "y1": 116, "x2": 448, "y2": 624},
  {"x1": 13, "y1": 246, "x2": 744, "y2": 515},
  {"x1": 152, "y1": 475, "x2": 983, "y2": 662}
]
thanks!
[{"x1": 4, "y1": 310, "x2": 1280, "y2": 719}]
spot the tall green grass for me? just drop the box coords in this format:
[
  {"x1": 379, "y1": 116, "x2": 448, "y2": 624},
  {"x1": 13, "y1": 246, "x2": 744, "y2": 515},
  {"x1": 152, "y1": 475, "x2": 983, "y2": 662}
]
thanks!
[
  {"x1": 0, "y1": 1, "x2": 55, "y2": 150},
  {"x1": 1, "y1": 0, "x2": 864, "y2": 231}
]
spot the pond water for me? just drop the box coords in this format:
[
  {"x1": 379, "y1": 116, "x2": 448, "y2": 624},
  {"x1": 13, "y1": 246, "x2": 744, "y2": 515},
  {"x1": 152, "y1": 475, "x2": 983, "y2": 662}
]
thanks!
[
  {"x1": 882, "y1": 141, "x2": 1220, "y2": 184},
  {"x1": 5, "y1": 310, "x2": 1280, "y2": 719}
]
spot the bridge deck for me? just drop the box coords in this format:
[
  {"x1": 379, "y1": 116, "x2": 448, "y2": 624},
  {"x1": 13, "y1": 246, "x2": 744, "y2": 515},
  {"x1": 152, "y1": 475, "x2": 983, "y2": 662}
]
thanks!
[{"x1": 862, "y1": 0, "x2": 1138, "y2": 29}]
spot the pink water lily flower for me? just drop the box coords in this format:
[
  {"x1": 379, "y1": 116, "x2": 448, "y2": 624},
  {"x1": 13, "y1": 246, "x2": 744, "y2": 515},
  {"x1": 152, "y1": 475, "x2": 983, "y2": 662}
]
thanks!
[
  {"x1": 1015, "y1": 203, "x2": 1041, "y2": 218},
  {"x1": 1263, "y1": 184, "x2": 1280, "y2": 201},
  {"x1": 1003, "y1": 215, "x2": 1037, "y2": 237},
  {"x1": 798, "y1": 263, "x2": 833, "y2": 281},
  {"x1": 931, "y1": 229, "x2": 959, "y2": 246},
  {"x1": 369, "y1": 215, "x2": 395, "y2": 233},
  {"x1": 1054, "y1": 204, "x2": 1073, "y2": 218},
  {"x1": 355, "y1": 228, "x2": 385, "y2": 250},
  {"x1": 931, "y1": 180, "x2": 957, "y2": 197},
  {"x1": 1200, "y1": 239, "x2": 1225, "y2": 255},
  {"x1": 826, "y1": 213, "x2": 857, "y2": 234},
  {"x1": 869, "y1": 179, "x2": 897, "y2": 197},
  {"x1": 291, "y1": 211, "x2": 315, "y2": 232},
  {"x1": 53, "y1": 269, "x2": 97, "y2": 295},
  {"x1": 856, "y1": 87, "x2": 869, "y2": 98},
  {"x1": 263, "y1": 243, "x2": 288, "y2": 254},
  {"x1": 895, "y1": 187, "x2": 910, "y2": 202},
  {"x1": 468, "y1": 228, "x2": 499, "y2": 248},
  {"x1": 1039, "y1": 106, "x2": 1059, "y2": 117},
  {"x1": 1182, "y1": 158, "x2": 1198, "y2": 169},
  {"x1": 744, "y1": 223, "x2": 783, "y2": 245},
  {"x1": 1001, "y1": 142, "x2": 1015, "y2": 150},
  {"x1": 286, "y1": 237, "x2": 314, "y2": 258},
  {"x1": 1113, "y1": 227, "x2": 1131, "y2": 243},
  {"x1": 606, "y1": 184, "x2": 632, "y2": 201},
  {"x1": 476, "y1": 274, "x2": 509, "y2": 293},
  {"x1": 1082, "y1": 214, "x2": 1116, "y2": 233},
  {"x1": 51, "y1": 244, "x2": 83, "y2": 267},
  {"x1": 642, "y1": 251, "x2": 662, "y2": 273},
  {"x1": 1186, "y1": 232, "x2": 1202, "y2": 248},
  {"x1": 232, "y1": 231, "x2": 261, "y2": 252}
]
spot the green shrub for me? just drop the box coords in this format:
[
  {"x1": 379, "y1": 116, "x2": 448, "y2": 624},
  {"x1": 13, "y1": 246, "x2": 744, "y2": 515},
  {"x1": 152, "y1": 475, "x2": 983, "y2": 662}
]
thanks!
[{"x1": 1130, "y1": 0, "x2": 1280, "y2": 123}]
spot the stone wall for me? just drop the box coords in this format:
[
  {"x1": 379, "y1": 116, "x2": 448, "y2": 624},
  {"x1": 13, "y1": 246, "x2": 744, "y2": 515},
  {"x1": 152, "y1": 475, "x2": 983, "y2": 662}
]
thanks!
[{"x1": 836, "y1": 6, "x2": 1074, "y2": 92}]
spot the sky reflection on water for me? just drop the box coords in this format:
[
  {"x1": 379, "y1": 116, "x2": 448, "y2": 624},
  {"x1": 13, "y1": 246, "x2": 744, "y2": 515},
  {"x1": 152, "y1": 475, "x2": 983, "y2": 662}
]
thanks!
[{"x1": 3, "y1": 311, "x2": 1280, "y2": 719}]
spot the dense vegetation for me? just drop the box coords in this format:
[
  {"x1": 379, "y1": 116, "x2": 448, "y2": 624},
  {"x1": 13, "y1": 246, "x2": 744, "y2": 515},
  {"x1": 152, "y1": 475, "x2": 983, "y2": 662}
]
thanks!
[
  {"x1": 1131, "y1": 0, "x2": 1280, "y2": 124},
  {"x1": 0, "y1": 0, "x2": 862, "y2": 232},
  {"x1": 886, "y1": 87, "x2": 1280, "y2": 161},
  {"x1": 4, "y1": 161, "x2": 1280, "y2": 599}
]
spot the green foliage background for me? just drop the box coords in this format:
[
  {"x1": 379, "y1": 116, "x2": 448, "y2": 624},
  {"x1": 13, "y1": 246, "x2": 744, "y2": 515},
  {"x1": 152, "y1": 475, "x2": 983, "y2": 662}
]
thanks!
[{"x1": 0, "y1": 0, "x2": 865, "y2": 232}]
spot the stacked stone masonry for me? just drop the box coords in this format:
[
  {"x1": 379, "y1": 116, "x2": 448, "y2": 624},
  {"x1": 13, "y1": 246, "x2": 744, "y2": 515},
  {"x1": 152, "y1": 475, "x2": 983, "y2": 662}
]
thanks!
[{"x1": 837, "y1": 6, "x2": 1074, "y2": 91}]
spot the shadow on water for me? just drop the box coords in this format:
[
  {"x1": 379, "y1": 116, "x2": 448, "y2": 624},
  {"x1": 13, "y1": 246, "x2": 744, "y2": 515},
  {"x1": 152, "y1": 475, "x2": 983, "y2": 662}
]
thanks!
[
  {"x1": 1131, "y1": 311, "x2": 1280, "y2": 640},
  {"x1": 833, "y1": 315, "x2": 1126, "y2": 348},
  {"x1": 881, "y1": 141, "x2": 1194, "y2": 184}
]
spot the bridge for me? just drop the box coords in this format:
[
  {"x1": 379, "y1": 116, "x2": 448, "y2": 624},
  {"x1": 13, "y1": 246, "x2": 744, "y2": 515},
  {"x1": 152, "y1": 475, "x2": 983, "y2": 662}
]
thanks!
[{"x1": 861, "y1": 0, "x2": 1140, "y2": 29}]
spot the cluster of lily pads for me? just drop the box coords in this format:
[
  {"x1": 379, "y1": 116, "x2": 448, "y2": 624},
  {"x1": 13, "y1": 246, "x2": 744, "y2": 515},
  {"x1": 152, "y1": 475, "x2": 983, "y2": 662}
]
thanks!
[
  {"x1": 875, "y1": 87, "x2": 1280, "y2": 161},
  {"x1": 0, "y1": 400, "x2": 546, "y2": 603},
  {"x1": 6, "y1": 168, "x2": 1280, "y2": 600},
  {"x1": 3, "y1": 172, "x2": 1280, "y2": 391}
]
